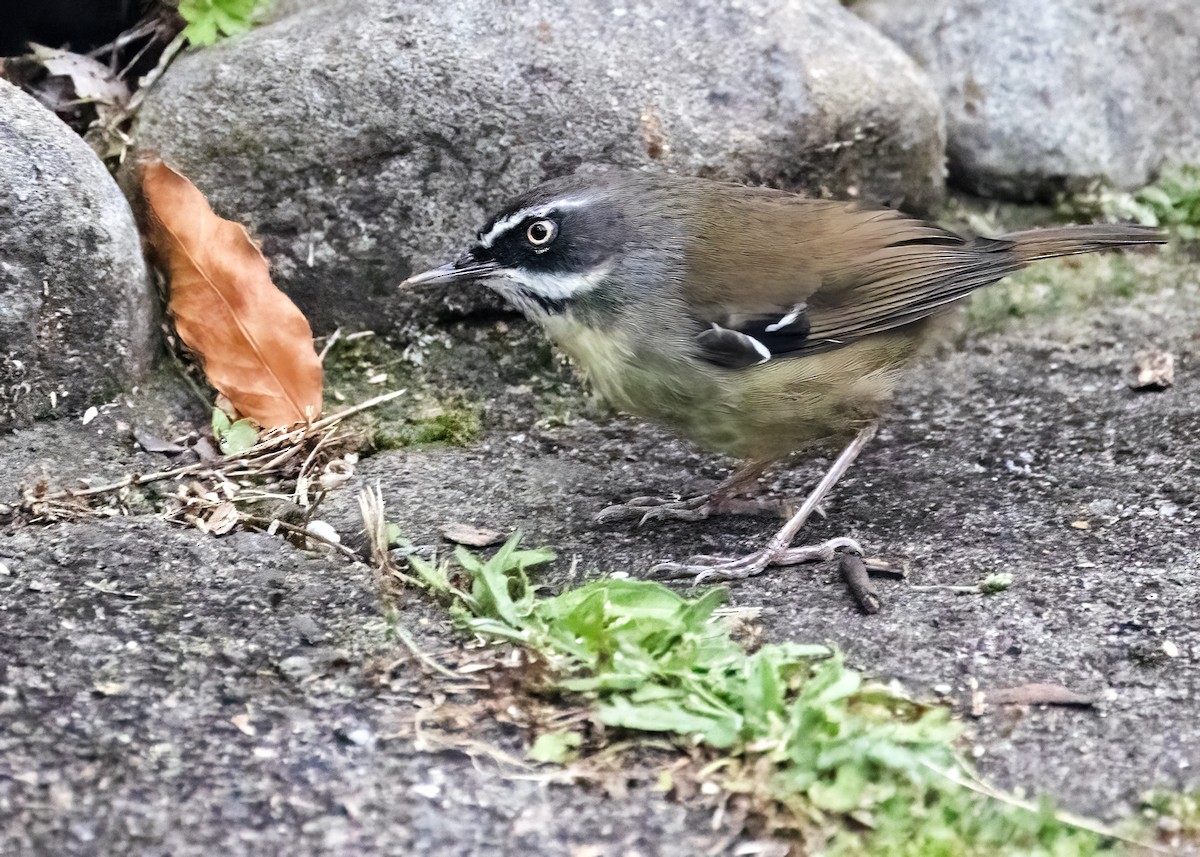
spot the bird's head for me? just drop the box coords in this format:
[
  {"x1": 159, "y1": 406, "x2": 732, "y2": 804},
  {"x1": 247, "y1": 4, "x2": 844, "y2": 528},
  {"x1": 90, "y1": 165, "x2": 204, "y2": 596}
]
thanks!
[{"x1": 401, "y1": 174, "x2": 685, "y2": 319}]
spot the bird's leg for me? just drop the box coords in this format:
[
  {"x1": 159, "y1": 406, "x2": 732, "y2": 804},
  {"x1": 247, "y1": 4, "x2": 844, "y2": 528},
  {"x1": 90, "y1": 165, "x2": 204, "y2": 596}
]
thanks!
[
  {"x1": 596, "y1": 460, "x2": 771, "y2": 525},
  {"x1": 651, "y1": 423, "x2": 879, "y2": 583}
]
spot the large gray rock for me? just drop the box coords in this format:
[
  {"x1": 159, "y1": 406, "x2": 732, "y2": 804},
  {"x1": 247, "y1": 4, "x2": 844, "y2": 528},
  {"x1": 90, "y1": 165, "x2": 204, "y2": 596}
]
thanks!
[
  {"x1": 856, "y1": 0, "x2": 1200, "y2": 200},
  {"x1": 0, "y1": 80, "x2": 157, "y2": 430},
  {"x1": 134, "y1": 0, "x2": 945, "y2": 334}
]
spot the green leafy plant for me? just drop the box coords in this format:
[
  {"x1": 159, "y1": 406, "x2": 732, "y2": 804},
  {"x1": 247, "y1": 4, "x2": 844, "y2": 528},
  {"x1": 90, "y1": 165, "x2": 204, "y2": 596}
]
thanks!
[
  {"x1": 179, "y1": 0, "x2": 271, "y2": 46},
  {"x1": 403, "y1": 535, "x2": 1144, "y2": 855},
  {"x1": 1139, "y1": 790, "x2": 1200, "y2": 850},
  {"x1": 212, "y1": 407, "x2": 258, "y2": 455},
  {"x1": 1132, "y1": 164, "x2": 1200, "y2": 240},
  {"x1": 1063, "y1": 164, "x2": 1200, "y2": 241},
  {"x1": 529, "y1": 730, "x2": 583, "y2": 764}
]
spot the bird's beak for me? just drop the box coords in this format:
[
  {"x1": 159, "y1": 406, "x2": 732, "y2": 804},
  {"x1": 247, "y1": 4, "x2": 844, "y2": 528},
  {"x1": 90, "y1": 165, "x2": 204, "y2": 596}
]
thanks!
[{"x1": 400, "y1": 250, "x2": 499, "y2": 288}]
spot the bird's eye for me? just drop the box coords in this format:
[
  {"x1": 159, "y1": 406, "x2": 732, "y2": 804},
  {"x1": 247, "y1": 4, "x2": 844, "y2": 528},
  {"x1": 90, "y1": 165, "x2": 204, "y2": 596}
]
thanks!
[{"x1": 526, "y1": 218, "x2": 556, "y2": 249}]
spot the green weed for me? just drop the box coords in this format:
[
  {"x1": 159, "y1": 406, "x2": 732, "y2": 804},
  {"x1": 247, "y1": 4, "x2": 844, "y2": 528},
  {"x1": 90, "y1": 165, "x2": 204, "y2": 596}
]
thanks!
[
  {"x1": 211, "y1": 407, "x2": 258, "y2": 455},
  {"x1": 1063, "y1": 164, "x2": 1200, "y2": 241},
  {"x1": 179, "y1": 0, "x2": 271, "y2": 45},
  {"x1": 1137, "y1": 790, "x2": 1200, "y2": 850},
  {"x1": 402, "y1": 534, "x2": 1148, "y2": 855}
]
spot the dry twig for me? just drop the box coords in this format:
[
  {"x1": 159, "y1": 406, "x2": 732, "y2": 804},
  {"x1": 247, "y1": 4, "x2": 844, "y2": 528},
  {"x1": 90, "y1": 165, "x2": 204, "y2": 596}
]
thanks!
[
  {"x1": 839, "y1": 552, "x2": 880, "y2": 614},
  {"x1": 21, "y1": 390, "x2": 406, "y2": 525},
  {"x1": 358, "y1": 482, "x2": 404, "y2": 604}
]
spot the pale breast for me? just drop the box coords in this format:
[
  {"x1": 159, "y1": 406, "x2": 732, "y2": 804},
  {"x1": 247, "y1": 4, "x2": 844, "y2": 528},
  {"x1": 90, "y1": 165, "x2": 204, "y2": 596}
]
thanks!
[
  {"x1": 542, "y1": 317, "x2": 640, "y2": 406},
  {"x1": 539, "y1": 315, "x2": 918, "y2": 462}
]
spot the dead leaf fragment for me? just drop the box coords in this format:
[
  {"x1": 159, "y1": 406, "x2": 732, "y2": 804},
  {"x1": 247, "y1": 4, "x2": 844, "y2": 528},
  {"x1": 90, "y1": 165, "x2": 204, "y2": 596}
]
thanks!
[
  {"x1": 640, "y1": 108, "x2": 669, "y2": 160},
  {"x1": 191, "y1": 436, "x2": 221, "y2": 462},
  {"x1": 206, "y1": 502, "x2": 240, "y2": 536},
  {"x1": 1130, "y1": 348, "x2": 1175, "y2": 391},
  {"x1": 230, "y1": 712, "x2": 257, "y2": 736},
  {"x1": 133, "y1": 428, "x2": 186, "y2": 455},
  {"x1": 31, "y1": 44, "x2": 130, "y2": 105},
  {"x1": 441, "y1": 522, "x2": 505, "y2": 547},
  {"x1": 983, "y1": 682, "x2": 1093, "y2": 708},
  {"x1": 319, "y1": 455, "x2": 358, "y2": 491},
  {"x1": 140, "y1": 160, "x2": 323, "y2": 428}
]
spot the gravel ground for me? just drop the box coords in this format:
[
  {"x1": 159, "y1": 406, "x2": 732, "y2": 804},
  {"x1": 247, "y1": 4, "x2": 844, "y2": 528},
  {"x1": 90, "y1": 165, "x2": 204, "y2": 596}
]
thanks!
[{"x1": 1, "y1": 247, "x2": 1197, "y2": 855}]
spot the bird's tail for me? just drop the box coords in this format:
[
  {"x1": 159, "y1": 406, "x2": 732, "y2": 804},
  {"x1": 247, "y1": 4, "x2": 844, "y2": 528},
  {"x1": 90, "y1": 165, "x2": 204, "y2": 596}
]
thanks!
[{"x1": 1000, "y1": 223, "x2": 1167, "y2": 264}]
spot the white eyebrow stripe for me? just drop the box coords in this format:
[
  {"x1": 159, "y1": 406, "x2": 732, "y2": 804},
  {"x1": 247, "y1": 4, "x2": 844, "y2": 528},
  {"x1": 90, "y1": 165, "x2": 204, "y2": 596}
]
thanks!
[
  {"x1": 477, "y1": 196, "x2": 592, "y2": 248},
  {"x1": 764, "y1": 303, "x2": 806, "y2": 333}
]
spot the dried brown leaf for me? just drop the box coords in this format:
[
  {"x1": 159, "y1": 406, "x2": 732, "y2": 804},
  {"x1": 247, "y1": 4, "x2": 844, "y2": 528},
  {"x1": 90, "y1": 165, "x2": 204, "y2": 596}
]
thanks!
[
  {"x1": 1130, "y1": 348, "x2": 1175, "y2": 391},
  {"x1": 984, "y1": 682, "x2": 1094, "y2": 708},
  {"x1": 441, "y1": 522, "x2": 505, "y2": 547},
  {"x1": 141, "y1": 159, "x2": 323, "y2": 428},
  {"x1": 207, "y1": 501, "x2": 240, "y2": 536}
]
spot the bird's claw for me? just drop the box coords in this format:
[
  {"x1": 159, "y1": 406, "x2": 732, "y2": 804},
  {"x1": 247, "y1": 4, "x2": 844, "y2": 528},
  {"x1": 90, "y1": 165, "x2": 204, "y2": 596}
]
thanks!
[
  {"x1": 596, "y1": 495, "x2": 711, "y2": 525},
  {"x1": 650, "y1": 537, "x2": 864, "y2": 583},
  {"x1": 596, "y1": 496, "x2": 669, "y2": 523},
  {"x1": 638, "y1": 506, "x2": 710, "y2": 524},
  {"x1": 595, "y1": 504, "x2": 645, "y2": 524}
]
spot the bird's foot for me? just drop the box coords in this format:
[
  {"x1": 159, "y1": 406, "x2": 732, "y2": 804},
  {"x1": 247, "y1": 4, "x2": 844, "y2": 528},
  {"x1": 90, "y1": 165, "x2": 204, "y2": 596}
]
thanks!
[
  {"x1": 651, "y1": 536, "x2": 863, "y2": 584},
  {"x1": 596, "y1": 494, "x2": 712, "y2": 525},
  {"x1": 596, "y1": 494, "x2": 788, "y2": 526}
]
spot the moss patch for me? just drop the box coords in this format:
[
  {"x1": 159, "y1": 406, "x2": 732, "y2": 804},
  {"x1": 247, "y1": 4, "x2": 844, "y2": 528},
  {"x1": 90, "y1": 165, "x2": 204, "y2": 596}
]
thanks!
[{"x1": 373, "y1": 401, "x2": 482, "y2": 450}]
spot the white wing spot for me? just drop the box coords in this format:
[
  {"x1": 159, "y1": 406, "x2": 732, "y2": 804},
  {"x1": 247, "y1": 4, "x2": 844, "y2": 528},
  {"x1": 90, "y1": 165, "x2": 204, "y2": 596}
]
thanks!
[
  {"x1": 747, "y1": 335, "x2": 772, "y2": 364},
  {"x1": 764, "y1": 303, "x2": 806, "y2": 333}
]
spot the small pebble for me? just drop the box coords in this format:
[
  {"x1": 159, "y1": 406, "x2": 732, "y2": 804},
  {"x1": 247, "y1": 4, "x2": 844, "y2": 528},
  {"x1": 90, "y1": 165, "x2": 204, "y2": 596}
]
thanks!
[
  {"x1": 278, "y1": 655, "x2": 314, "y2": 681},
  {"x1": 411, "y1": 783, "x2": 441, "y2": 799},
  {"x1": 306, "y1": 520, "x2": 340, "y2": 543}
]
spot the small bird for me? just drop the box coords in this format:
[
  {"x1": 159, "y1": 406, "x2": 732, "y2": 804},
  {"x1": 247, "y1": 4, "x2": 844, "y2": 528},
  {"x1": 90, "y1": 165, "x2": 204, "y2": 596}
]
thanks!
[{"x1": 403, "y1": 171, "x2": 1164, "y2": 583}]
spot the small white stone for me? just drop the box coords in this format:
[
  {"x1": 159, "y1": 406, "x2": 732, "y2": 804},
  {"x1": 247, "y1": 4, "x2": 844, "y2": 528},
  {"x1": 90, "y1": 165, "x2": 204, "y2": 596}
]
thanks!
[
  {"x1": 1162, "y1": 640, "x2": 1180, "y2": 658},
  {"x1": 81, "y1": 406, "x2": 98, "y2": 425},
  {"x1": 306, "y1": 520, "x2": 340, "y2": 543}
]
